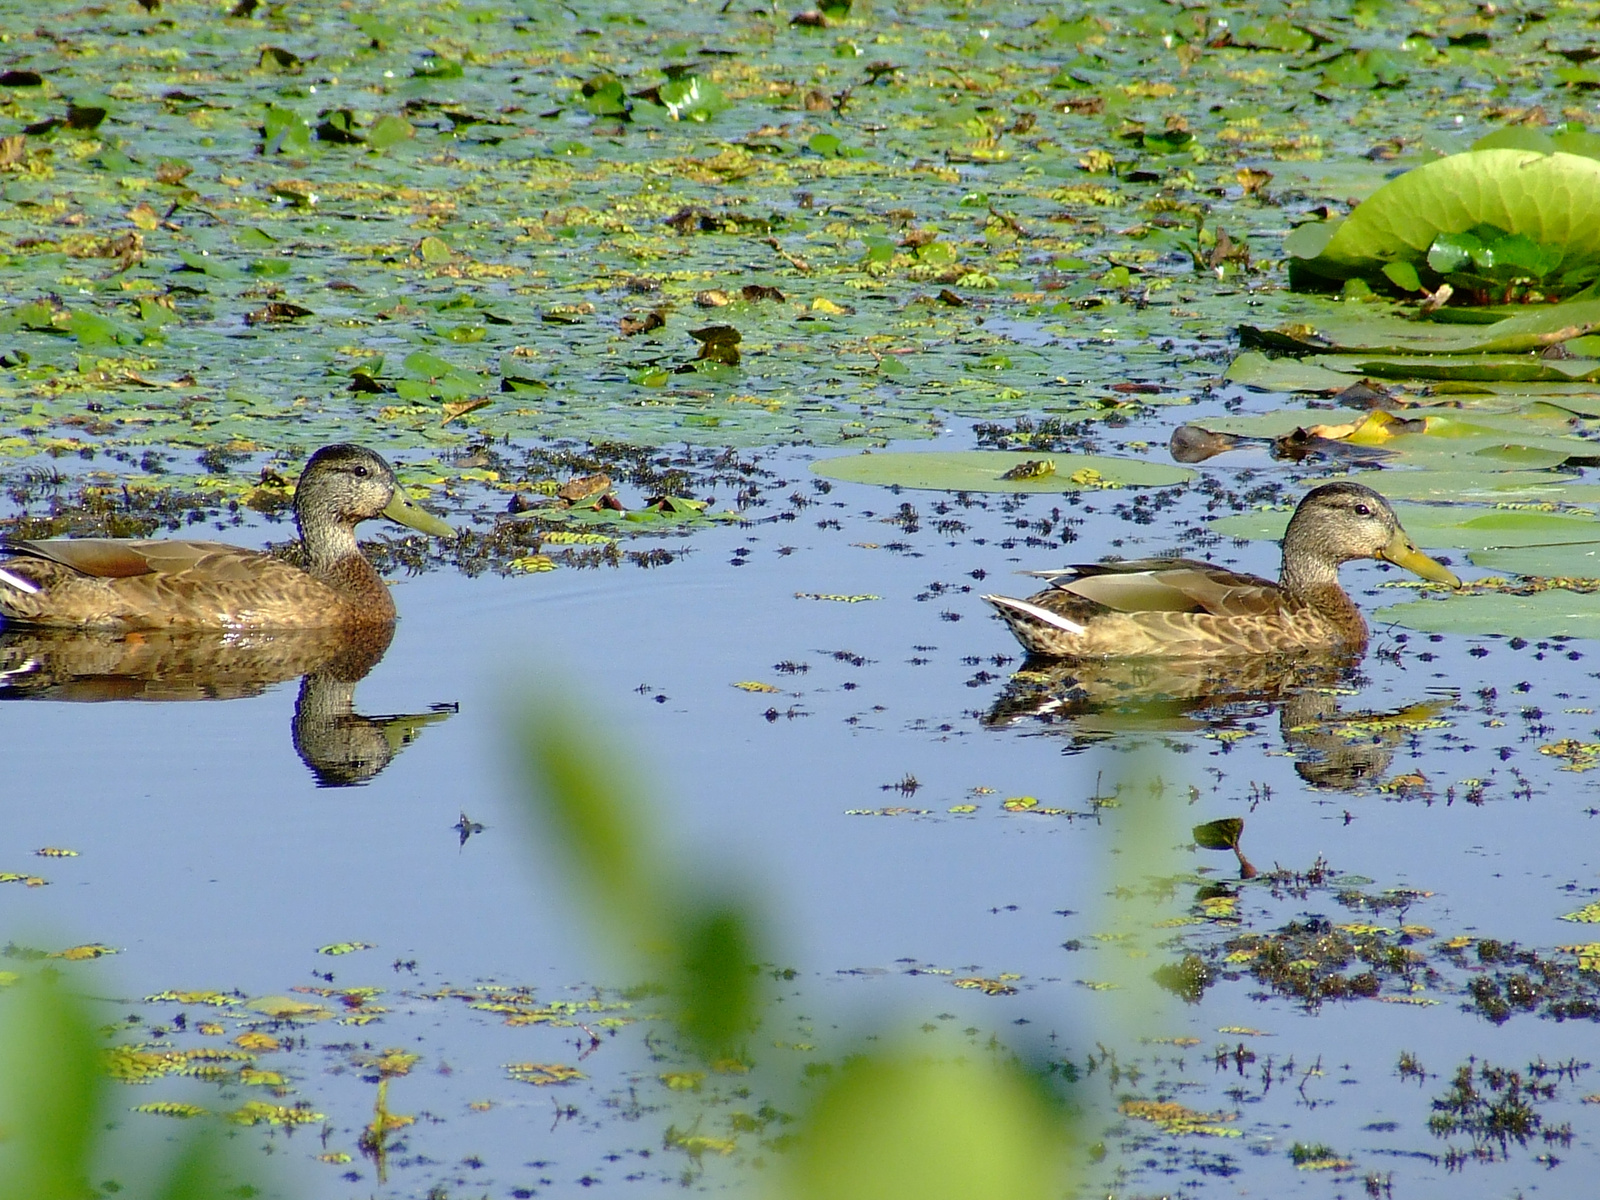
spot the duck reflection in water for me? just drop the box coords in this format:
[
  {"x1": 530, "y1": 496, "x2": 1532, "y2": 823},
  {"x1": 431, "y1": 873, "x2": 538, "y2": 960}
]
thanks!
[
  {"x1": 0, "y1": 623, "x2": 454, "y2": 787},
  {"x1": 982, "y1": 653, "x2": 1455, "y2": 792}
]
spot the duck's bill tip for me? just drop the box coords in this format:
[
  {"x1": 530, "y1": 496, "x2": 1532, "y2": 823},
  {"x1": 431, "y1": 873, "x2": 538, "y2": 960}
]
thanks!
[
  {"x1": 382, "y1": 492, "x2": 455, "y2": 539},
  {"x1": 1379, "y1": 534, "x2": 1460, "y2": 587}
]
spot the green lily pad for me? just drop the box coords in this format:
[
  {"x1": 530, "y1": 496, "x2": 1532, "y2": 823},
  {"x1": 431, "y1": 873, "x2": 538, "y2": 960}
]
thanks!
[
  {"x1": 1315, "y1": 470, "x2": 1580, "y2": 502},
  {"x1": 811, "y1": 451, "x2": 1193, "y2": 493},
  {"x1": 1469, "y1": 544, "x2": 1600, "y2": 577},
  {"x1": 1242, "y1": 299, "x2": 1600, "y2": 357},
  {"x1": 1376, "y1": 590, "x2": 1600, "y2": 640},
  {"x1": 1213, "y1": 503, "x2": 1600, "y2": 552},
  {"x1": 1223, "y1": 352, "x2": 1365, "y2": 393}
]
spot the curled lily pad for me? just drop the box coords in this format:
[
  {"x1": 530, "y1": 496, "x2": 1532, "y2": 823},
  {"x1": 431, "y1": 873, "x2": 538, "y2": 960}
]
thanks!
[
  {"x1": 810, "y1": 451, "x2": 1194, "y2": 493},
  {"x1": 1287, "y1": 150, "x2": 1600, "y2": 294},
  {"x1": 1193, "y1": 818, "x2": 1243, "y2": 851}
]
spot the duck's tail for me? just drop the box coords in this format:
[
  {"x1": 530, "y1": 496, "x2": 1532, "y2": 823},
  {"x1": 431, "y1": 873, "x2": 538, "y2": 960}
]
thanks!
[{"x1": 981, "y1": 593, "x2": 1086, "y2": 655}]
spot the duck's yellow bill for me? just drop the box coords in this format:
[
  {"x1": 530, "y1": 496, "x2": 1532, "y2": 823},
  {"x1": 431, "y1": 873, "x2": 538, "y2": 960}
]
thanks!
[
  {"x1": 1378, "y1": 529, "x2": 1459, "y2": 587},
  {"x1": 382, "y1": 491, "x2": 455, "y2": 539}
]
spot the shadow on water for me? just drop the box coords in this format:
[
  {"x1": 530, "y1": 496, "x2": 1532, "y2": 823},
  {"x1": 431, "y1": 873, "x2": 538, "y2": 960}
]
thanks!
[
  {"x1": 0, "y1": 623, "x2": 454, "y2": 787},
  {"x1": 981, "y1": 651, "x2": 1456, "y2": 791}
]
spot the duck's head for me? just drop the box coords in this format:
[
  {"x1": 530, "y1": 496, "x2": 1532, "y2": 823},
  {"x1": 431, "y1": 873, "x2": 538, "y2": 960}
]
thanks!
[
  {"x1": 294, "y1": 444, "x2": 454, "y2": 538},
  {"x1": 1283, "y1": 482, "x2": 1459, "y2": 587}
]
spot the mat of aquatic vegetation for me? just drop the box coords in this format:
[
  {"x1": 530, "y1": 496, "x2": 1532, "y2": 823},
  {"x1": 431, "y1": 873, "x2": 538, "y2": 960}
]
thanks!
[{"x1": 4, "y1": 0, "x2": 1600, "y2": 498}]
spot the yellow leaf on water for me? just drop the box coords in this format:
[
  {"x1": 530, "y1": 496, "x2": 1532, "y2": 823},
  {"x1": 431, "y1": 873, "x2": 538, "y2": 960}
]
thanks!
[
  {"x1": 441, "y1": 397, "x2": 491, "y2": 425},
  {"x1": 1558, "y1": 942, "x2": 1600, "y2": 970},
  {"x1": 53, "y1": 943, "x2": 115, "y2": 960},
  {"x1": 661, "y1": 1071, "x2": 706, "y2": 1091},
  {"x1": 317, "y1": 941, "x2": 375, "y2": 956},
  {"x1": 1121, "y1": 1099, "x2": 1240, "y2": 1136},
  {"x1": 954, "y1": 977, "x2": 1019, "y2": 996},
  {"x1": 506, "y1": 1062, "x2": 583, "y2": 1086},
  {"x1": 1561, "y1": 902, "x2": 1600, "y2": 923},
  {"x1": 34, "y1": 847, "x2": 78, "y2": 857},
  {"x1": 810, "y1": 297, "x2": 849, "y2": 315},
  {"x1": 235, "y1": 1032, "x2": 281, "y2": 1051},
  {"x1": 246, "y1": 995, "x2": 332, "y2": 1021},
  {"x1": 146, "y1": 990, "x2": 241, "y2": 1007},
  {"x1": 134, "y1": 1102, "x2": 206, "y2": 1118},
  {"x1": 732, "y1": 681, "x2": 780, "y2": 693},
  {"x1": 227, "y1": 1101, "x2": 323, "y2": 1126}
]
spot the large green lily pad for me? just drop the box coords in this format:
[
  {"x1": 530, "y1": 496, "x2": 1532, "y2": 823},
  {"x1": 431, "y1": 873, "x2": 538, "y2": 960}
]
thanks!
[
  {"x1": 1212, "y1": 503, "x2": 1600, "y2": 552},
  {"x1": 1377, "y1": 590, "x2": 1600, "y2": 640},
  {"x1": 1469, "y1": 544, "x2": 1600, "y2": 577},
  {"x1": 1242, "y1": 299, "x2": 1600, "y2": 356},
  {"x1": 1315, "y1": 470, "x2": 1581, "y2": 502},
  {"x1": 811, "y1": 451, "x2": 1194, "y2": 493}
]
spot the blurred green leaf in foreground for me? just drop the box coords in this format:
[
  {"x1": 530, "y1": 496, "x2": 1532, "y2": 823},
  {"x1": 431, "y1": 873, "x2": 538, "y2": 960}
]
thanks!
[
  {"x1": 0, "y1": 969, "x2": 261, "y2": 1200},
  {"x1": 516, "y1": 698, "x2": 1073, "y2": 1200}
]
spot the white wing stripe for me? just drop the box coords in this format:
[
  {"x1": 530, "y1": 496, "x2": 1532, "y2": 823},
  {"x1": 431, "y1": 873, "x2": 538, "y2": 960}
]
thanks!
[
  {"x1": 0, "y1": 567, "x2": 40, "y2": 595},
  {"x1": 982, "y1": 594, "x2": 1086, "y2": 636}
]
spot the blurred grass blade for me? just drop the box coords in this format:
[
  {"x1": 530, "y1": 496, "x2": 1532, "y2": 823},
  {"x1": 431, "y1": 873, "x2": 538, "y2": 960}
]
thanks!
[
  {"x1": 781, "y1": 1048, "x2": 1066, "y2": 1200},
  {"x1": 518, "y1": 701, "x2": 666, "y2": 946},
  {"x1": 519, "y1": 698, "x2": 765, "y2": 1057},
  {"x1": 673, "y1": 899, "x2": 763, "y2": 1057},
  {"x1": 0, "y1": 972, "x2": 104, "y2": 1200}
]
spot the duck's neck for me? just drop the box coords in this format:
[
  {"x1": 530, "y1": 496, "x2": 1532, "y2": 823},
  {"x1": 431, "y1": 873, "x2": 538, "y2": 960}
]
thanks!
[
  {"x1": 1280, "y1": 549, "x2": 1367, "y2": 644},
  {"x1": 297, "y1": 510, "x2": 395, "y2": 621}
]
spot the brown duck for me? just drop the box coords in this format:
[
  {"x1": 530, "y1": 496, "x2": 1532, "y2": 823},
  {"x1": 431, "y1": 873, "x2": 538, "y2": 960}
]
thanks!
[
  {"x1": 0, "y1": 444, "x2": 453, "y2": 630},
  {"x1": 982, "y1": 482, "x2": 1459, "y2": 658}
]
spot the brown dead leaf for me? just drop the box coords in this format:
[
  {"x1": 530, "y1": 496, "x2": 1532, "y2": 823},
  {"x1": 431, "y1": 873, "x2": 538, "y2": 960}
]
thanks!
[
  {"x1": 620, "y1": 310, "x2": 666, "y2": 336},
  {"x1": 441, "y1": 398, "x2": 491, "y2": 425},
  {"x1": 558, "y1": 473, "x2": 612, "y2": 504}
]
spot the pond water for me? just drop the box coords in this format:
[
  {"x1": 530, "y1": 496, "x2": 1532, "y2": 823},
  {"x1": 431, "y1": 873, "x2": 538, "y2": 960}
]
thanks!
[
  {"x1": 5, "y1": 401, "x2": 1600, "y2": 1198},
  {"x1": 9, "y1": 0, "x2": 1600, "y2": 1192}
]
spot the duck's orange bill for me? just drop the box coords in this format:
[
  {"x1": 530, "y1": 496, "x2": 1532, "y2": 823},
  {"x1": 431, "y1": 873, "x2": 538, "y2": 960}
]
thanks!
[{"x1": 1378, "y1": 529, "x2": 1459, "y2": 587}]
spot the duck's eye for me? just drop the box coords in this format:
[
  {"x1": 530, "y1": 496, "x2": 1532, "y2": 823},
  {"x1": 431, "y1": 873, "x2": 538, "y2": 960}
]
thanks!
[
  {"x1": 1354, "y1": 503, "x2": 1372, "y2": 517},
  {"x1": 352, "y1": 465, "x2": 369, "y2": 478}
]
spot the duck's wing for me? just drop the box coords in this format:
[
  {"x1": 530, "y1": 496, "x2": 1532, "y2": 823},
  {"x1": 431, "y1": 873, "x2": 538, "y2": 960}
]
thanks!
[
  {"x1": 3, "y1": 538, "x2": 271, "y2": 581},
  {"x1": 1037, "y1": 558, "x2": 1285, "y2": 617}
]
